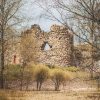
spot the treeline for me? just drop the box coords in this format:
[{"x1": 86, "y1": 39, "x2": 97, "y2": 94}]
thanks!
[{"x1": 2, "y1": 64, "x2": 81, "y2": 91}]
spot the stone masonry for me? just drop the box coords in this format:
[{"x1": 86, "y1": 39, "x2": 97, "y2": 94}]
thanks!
[{"x1": 21, "y1": 24, "x2": 73, "y2": 67}]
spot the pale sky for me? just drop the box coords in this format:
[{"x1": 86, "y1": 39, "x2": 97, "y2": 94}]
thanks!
[
  {"x1": 15, "y1": 0, "x2": 95, "y2": 44},
  {"x1": 17, "y1": 0, "x2": 80, "y2": 43},
  {"x1": 19, "y1": 0, "x2": 60, "y2": 31}
]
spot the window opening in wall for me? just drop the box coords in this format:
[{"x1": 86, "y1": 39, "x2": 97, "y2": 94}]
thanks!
[
  {"x1": 41, "y1": 42, "x2": 52, "y2": 51},
  {"x1": 13, "y1": 55, "x2": 16, "y2": 64}
]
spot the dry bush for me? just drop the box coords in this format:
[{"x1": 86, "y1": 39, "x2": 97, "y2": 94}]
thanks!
[
  {"x1": 22, "y1": 66, "x2": 35, "y2": 90},
  {"x1": 50, "y1": 68, "x2": 71, "y2": 91},
  {"x1": 5, "y1": 65, "x2": 21, "y2": 81},
  {"x1": 34, "y1": 64, "x2": 50, "y2": 90},
  {"x1": 76, "y1": 71, "x2": 90, "y2": 79},
  {"x1": 4, "y1": 65, "x2": 22, "y2": 89},
  {"x1": 65, "y1": 66, "x2": 79, "y2": 72}
]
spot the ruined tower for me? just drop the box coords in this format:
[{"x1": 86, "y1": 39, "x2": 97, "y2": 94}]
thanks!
[{"x1": 21, "y1": 24, "x2": 73, "y2": 67}]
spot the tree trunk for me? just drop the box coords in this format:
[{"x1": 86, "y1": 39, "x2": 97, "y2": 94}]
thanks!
[
  {"x1": 0, "y1": 27, "x2": 5, "y2": 89},
  {"x1": 55, "y1": 82, "x2": 60, "y2": 91},
  {"x1": 39, "y1": 82, "x2": 42, "y2": 91},
  {"x1": 36, "y1": 80, "x2": 39, "y2": 90},
  {"x1": 97, "y1": 73, "x2": 100, "y2": 91},
  {"x1": 26, "y1": 79, "x2": 29, "y2": 90},
  {"x1": 90, "y1": 20, "x2": 95, "y2": 78},
  {"x1": 20, "y1": 66, "x2": 25, "y2": 90}
]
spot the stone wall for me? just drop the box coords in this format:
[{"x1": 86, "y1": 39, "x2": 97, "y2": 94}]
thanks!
[{"x1": 21, "y1": 24, "x2": 73, "y2": 67}]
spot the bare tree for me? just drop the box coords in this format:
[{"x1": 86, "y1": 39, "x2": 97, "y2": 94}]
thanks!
[
  {"x1": 21, "y1": 28, "x2": 38, "y2": 66},
  {"x1": 0, "y1": 0, "x2": 23, "y2": 89},
  {"x1": 20, "y1": 26, "x2": 39, "y2": 90},
  {"x1": 36, "y1": 0, "x2": 100, "y2": 72}
]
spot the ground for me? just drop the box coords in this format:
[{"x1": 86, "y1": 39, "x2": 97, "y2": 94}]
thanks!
[
  {"x1": 0, "y1": 70, "x2": 99, "y2": 100},
  {"x1": 0, "y1": 90, "x2": 100, "y2": 100}
]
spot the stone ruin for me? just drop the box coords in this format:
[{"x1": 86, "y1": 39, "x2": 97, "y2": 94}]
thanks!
[{"x1": 21, "y1": 24, "x2": 74, "y2": 67}]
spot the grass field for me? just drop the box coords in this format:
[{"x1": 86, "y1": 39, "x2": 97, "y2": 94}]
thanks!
[{"x1": 0, "y1": 90, "x2": 100, "y2": 100}]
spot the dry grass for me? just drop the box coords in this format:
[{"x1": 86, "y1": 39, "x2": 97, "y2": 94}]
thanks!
[{"x1": 0, "y1": 90, "x2": 100, "y2": 100}]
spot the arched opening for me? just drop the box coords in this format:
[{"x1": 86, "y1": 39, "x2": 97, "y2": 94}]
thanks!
[{"x1": 41, "y1": 41, "x2": 52, "y2": 51}]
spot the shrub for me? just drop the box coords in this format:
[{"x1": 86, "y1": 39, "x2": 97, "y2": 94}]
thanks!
[
  {"x1": 51, "y1": 69, "x2": 71, "y2": 91},
  {"x1": 34, "y1": 64, "x2": 50, "y2": 91},
  {"x1": 65, "y1": 66, "x2": 79, "y2": 72},
  {"x1": 22, "y1": 66, "x2": 35, "y2": 90},
  {"x1": 4, "y1": 64, "x2": 22, "y2": 81},
  {"x1": 76, "y1": 71, "x2": 90, "y2": 79},
  {"x1": 4, "y1": 65, "x2": 23, "y2": 89}
]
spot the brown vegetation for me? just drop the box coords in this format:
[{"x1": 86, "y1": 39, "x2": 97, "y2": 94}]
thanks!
[{"x1": 34, "y1": 65, "x2": 50, "y2": 90}]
